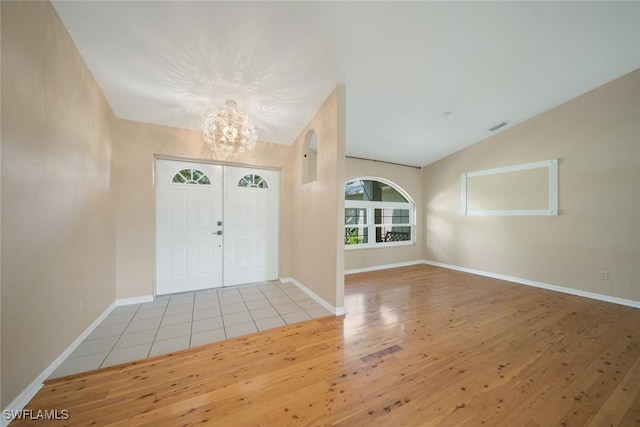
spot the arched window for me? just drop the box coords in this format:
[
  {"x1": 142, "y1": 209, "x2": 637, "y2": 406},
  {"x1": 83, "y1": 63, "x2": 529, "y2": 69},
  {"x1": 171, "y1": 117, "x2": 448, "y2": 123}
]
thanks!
[
  {"x1": 172, "y1": 169, "x2": 211, "y2": 185},
  {"x1": 344, "y1": 178, "x2": 414, "y2": 248},
  {"x1": 238, "y1": 174, "x2": 268, "y2": 188}
]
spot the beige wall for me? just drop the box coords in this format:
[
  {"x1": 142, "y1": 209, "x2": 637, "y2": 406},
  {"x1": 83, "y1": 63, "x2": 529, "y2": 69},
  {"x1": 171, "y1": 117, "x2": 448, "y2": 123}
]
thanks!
[
  {"x1": 1, "y1": 1, "x2": 116, "y2": 406},
  {"x1": 291, "y1": 87, "x2": 346, "y2": 310},
  {"x1": 344, "y1": 157, "x2": 424, "y2": 271},
  {"x1": 113, "y1": 120, "x2": 293, "y2": 299},
  {"x1": 423, "y1": 68, "x2": 640, "y2": 302},
  {"x1": 0, "y1": 0, "x2": 345, "y2": 408}
]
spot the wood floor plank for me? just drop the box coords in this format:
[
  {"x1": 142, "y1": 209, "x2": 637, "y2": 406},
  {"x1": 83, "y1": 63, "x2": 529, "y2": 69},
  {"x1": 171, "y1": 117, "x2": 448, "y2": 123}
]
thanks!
[{"x1": 11, "y1": 265, "x2": 640, "y2": 426}]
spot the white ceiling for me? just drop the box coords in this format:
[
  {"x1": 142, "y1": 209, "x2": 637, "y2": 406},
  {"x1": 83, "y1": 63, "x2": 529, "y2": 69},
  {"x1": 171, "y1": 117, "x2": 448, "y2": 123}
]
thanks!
[{"x1": 52, "y1": 1, "x2": 640, "y2": 167}]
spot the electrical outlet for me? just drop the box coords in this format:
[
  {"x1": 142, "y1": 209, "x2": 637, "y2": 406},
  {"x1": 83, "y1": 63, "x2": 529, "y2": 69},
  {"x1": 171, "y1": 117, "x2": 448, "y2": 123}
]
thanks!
[{"x1": 599, "y1": 270, "x2": 609, "y2": 281}]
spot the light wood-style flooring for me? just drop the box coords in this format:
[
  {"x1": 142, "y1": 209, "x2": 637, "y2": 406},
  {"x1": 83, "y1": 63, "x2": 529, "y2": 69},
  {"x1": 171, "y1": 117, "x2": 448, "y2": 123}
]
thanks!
[{"x1": 14, "y1": 265, "x2": 640, "y2": 426}]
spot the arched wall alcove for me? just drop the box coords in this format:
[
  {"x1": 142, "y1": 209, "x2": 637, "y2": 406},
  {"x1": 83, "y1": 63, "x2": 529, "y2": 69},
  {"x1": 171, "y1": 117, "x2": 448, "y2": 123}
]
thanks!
[{"x1": 302, "y1": 129, "x2": 318, "y2": 184}]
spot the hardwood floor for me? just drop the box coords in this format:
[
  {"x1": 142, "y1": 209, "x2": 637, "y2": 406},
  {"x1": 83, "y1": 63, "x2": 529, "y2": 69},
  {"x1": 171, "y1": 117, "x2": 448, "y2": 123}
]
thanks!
[{"x1": 14, "y1": 265, "x2": 640, "y2": 426}]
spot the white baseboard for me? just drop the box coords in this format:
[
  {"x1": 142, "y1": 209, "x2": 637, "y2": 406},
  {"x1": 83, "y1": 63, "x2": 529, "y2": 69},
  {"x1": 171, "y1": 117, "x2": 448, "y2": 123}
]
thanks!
[
  {"x1": 116, "y1": 295, "x2": 154, "y2": 306},
  {"x1": 2, "y1": 294, "x2": 152, "y2": 424},
  {"x1": 422, "y1": 259, "x2": 640, "y2": 309},
  {"x1": 345, "y1": 260, "x2": 425, "y2": 275},
  {"x1": 280, "y1": 277, "x2": 346, "y2": 316},
  {"x1": 2, "y1": 301, "x2": 117, "y2": 426}
]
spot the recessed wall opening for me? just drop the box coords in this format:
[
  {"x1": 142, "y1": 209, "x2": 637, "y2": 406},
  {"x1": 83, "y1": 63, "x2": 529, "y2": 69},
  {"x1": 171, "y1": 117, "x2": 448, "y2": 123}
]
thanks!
[{"x1": 302, "y1": 129, "x2": 318, "y2": 184}]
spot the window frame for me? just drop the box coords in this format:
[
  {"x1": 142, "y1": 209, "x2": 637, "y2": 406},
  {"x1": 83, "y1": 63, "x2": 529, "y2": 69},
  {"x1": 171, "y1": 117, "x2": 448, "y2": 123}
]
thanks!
[
  {"x1": 344, "y1": 178, "x2": 416, "y2": 250},
  {"x1": 171, "y1": 168, "x2": 211, "y2": 185},
  {"x1": 238, "y1": 174, "x2": 269, "y2": 189}
]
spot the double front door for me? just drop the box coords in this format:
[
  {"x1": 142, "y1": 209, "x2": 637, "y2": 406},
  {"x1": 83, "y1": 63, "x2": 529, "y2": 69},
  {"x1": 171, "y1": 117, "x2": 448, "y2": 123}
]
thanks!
[{"x1": 155, "y1": 159, "x2": 279, "y2": 295}]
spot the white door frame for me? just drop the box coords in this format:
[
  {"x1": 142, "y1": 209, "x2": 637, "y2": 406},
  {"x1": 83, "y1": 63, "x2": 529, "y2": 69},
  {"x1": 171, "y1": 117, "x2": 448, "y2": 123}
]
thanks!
[{"x1": 154, "y1": 156, "x2": 280, "y2": 295}]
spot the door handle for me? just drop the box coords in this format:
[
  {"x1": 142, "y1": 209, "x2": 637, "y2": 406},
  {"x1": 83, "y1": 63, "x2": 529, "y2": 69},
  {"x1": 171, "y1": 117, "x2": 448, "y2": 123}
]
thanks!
[{"x1": 216, "y1": 230, "x2": 222, "y2": 236}]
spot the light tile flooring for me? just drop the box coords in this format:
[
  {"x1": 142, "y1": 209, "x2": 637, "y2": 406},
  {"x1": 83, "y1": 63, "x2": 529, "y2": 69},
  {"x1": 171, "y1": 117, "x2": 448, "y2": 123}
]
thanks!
[{"x1": 51, "y1": 281, "x2": 331, "y2": 379}]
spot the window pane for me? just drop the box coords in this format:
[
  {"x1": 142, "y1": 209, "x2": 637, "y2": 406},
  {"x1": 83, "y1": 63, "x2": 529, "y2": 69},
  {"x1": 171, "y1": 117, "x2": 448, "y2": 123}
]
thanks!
[
  {"x1": 375, "y1": 226, "x2": 411, "y2": 243},
  {"x1": 238, "y1": 174, "x2": 268, "y2": 188},
  {"x1": 345, "y1": 181, "x2": 367, "y2": 200},
  {"x1": 374, "y1": 208, "x2": 410, "y2": 225},
  {"x1": 172, "y1": 173, "x2": 186, "y2": 183},
  {"x1": 378, "y1": 184, "x2": 408, "y2": 202},
  {"x1": 192, "y1": 169, "x2": 204, "y2": 181},
  {"x1": 172, "y1": 169, "x2": 210, "y2": 185},
  {"x1": 345, "y1": 208, "x2": 367, "y2": 225},
  {"x1": 345, "y1": 227, "x2": 368, "y2": 245}
]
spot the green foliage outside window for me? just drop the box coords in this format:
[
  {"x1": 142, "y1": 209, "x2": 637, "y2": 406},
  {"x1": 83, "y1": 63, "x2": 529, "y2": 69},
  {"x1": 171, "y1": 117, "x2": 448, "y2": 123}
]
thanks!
[{"x1": 344, "y1": 228, "x2": 364, "y2": 245}]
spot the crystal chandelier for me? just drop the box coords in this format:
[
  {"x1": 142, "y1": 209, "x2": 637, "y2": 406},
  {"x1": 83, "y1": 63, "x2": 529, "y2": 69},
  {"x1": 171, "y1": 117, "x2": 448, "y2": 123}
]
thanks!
[{"x1": 201, "y1": 100, "x2": 257, "y2": 158}]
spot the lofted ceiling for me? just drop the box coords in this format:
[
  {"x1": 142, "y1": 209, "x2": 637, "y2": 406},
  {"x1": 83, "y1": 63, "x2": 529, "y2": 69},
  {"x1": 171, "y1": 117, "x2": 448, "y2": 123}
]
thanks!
[{"x1": 51, "y1": 1, "x2": 640, "y2": 167}]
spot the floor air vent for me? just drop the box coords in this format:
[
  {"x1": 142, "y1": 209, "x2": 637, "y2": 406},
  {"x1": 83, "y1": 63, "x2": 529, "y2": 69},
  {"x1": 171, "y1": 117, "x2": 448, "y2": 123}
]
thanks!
[{"x1": 361, "y1": 345, "x2": 403, "y2": 363}]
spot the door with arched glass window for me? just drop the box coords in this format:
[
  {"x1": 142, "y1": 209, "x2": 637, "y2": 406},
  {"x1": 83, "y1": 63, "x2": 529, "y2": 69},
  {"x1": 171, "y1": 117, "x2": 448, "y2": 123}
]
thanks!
[
  {"x1": 155, "y1": 160, "x2": 279, "y2": 295},
  {"x1": 224, "y1": 166, "x2": 279, "y2": 286}
]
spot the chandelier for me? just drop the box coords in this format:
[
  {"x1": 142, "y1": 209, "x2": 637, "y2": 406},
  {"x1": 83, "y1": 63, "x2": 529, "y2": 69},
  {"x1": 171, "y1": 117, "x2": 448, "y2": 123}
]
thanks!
[{"x1": 201, "y1": 100, "x2": 257, "y2": 158}]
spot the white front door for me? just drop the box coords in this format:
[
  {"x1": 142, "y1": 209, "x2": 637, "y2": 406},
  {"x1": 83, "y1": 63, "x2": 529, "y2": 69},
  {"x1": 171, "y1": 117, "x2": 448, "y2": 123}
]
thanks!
[
  {"x1": 156, "y1": 160, "x2": 279, "y2": 295},
  {"x1": 223, "y1": 166, "x2": 280, "y2": 286},
  {"x1": 156, "y1": 160, "x2": 223, "y2": 294}
]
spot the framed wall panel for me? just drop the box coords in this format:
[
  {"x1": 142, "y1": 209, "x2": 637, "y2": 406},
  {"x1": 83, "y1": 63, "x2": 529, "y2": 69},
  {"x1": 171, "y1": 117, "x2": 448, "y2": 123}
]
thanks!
[{"x1": 460, "y1": 159, "x2": 558, "y2": 216}]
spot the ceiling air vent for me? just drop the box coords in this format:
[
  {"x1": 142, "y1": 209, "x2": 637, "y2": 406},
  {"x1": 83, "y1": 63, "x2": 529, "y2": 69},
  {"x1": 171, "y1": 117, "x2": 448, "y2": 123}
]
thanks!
[{"x1": 489, "y1": 121, "x2": 508, "y2": 132}]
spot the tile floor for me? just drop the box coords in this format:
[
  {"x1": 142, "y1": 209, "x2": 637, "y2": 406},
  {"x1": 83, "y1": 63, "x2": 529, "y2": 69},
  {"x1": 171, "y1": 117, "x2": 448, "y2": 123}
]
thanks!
[{"x1": 51, "y1": 280, "x2": 331, "y2": 379}]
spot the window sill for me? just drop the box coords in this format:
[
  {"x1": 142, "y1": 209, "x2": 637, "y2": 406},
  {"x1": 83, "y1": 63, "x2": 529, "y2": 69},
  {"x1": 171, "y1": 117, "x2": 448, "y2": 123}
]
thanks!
[{"x1": 344, "y1": 241, "x2": 415, "y2": 251}]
